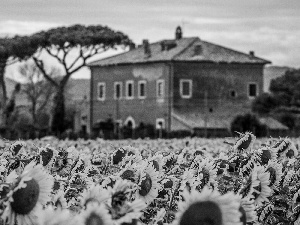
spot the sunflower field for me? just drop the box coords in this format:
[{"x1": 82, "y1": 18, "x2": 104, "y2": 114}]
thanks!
[{"x1": 0, "y1": 133, "x2": 300, "y2": 225}]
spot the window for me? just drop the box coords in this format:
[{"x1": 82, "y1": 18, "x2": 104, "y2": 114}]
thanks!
[
  {"x1": 156, "y1": 79, "x2": 165, "y2": 100},
  {"x1": 156, "y1": 118, "x2": 165, "y2": 129},
  {"x1": 180, "y1": 79, "x2": 192, "y2": 98},
  {"x1": 114, "y1": 82, "x2": 122, "y2": 99},
  {"x1": 138, "y1": 80, "x2": 146, "y2": 99},
  {"x1": 248, "y1": 83, "x2": 258, "y2": 98},
  {"x1": 230, "y1": 90, "x2": 237, "y2": 98},
  {"x1": 126, "y1": 80, "x2": 134, "y2": 99},
  {"x1": 97, "y1": 82, "x2": 105, "y2": 101}
]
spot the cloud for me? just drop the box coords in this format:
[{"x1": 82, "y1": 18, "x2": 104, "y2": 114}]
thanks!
[{"x1": 0, "y1": 20, "x2": 61, "y2": 36}]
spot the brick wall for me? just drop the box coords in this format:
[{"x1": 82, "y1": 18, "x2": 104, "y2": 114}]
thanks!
[
  {"x1": 90, "y1": 63, "x2": 171, "y2": 129},
  {"x1": 172, "y1": 62, "x2": 264, "y2": 128}
]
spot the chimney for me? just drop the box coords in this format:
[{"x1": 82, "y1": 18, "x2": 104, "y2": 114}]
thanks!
[
  {"x1": 175, "y1": 26, "x2": 182, "y2": 40},
  {"x1": 161, "y1": 41, "x2": 166, "y2": 51},
  {"x1": 249, "y1": 51, "x2": 255, "y2": 58},
  {"x1": 129, "y1": 43, "x2": 136, "y2": 51},
  {"x1": 143, "y1": 39, "x2": 151, "y2": 57}
]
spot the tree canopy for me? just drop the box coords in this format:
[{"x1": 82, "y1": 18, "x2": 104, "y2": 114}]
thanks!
[
  {"x1": 0, "y1": 36, "x2": 38, "y2": 128},
  {"x1": 252, "y1": 69, "x2": 300, "y2": 115},
  {"x1": 31, "y1": 24, "x2": 132, "y2": 87},
  {"x1": 252, "y1": 69, "x2": 300, "y2": 130},
  {"x1": 29, "y1": 24, "x2": 132, "y2": 134}
]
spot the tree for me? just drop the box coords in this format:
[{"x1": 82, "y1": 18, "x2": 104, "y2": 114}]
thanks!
[
  {"x1": 30, "y1": 24, "x2": 132, "y2": 134},
  {"x1": 0, "y1": 36, "x2": 37, "y2": 127},
  {"x1": 19, "y1": 62, "x2": 57, "y2": 129},
  {"x1": 231, "y1": 113, "x2": 267, "y2": 137},
  {"x1": 252, "y1": 69, "x2": 300, "y2": 116},
  {"x1": 252, "y1": 93, "x2": 278, "y2": 115},
  {"x1": 269, "y1": 69, "x2": 300, "y2": 107}
]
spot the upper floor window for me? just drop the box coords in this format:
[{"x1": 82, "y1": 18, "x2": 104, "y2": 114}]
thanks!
[
  {"x1": 126, "y1": 80, "x2": 134, "y2": 99},
  {"x1": 138, "y1": 80, "x2": 146, "y2": 99},
  {"x1": 156, "y1": 79, "x2": 165, "y2": 100},
  {"x1": 248, "y1": 83, "x2": 258, "y2": 98},
  {"x1": 180, "y1": 79, "x2": 192, "y2": 98},
  {"x1": 230, "y1": 90, "x2": 237, "y2": 98},
  {"x1": 97, "y1": 82, "x2": 105, "y2": 101},
  {"x1": 114, "y1": 82, "x2": 122, "y2": 99}
]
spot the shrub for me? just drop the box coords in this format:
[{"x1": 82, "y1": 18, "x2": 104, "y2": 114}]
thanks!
[{"x1": 230, "y1": 113, "x2": 267, "y2": 137}]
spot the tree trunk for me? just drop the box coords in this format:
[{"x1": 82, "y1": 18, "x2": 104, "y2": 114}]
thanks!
[
  {"x1": 0, "y1": 62, "x2": 7, "y2": 128},
  {"x1": 31, "y1": 99, "x2": 37, "y2": 128},
  {"x1": 51, "y1": 86, "x2": 66, "y2": 136}
]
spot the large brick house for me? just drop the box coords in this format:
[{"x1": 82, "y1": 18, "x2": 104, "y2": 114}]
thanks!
[{"x1": 89, "y1": 27, "x2": 275, "y2": 136}]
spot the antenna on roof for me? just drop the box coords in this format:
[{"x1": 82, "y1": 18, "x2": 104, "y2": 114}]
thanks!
[{"x1": 181, "y1": 19, "x2": 186, "y2": 32}]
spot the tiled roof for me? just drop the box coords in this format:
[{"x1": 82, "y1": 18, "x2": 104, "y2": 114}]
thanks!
[
  {"x1": 171, "y1": 111, "x2": 288, "y2": 131},
  {"x1": 89, "y1": 37, "x2": 271, "y2": 66},
  {"x1": 171, "y1": 111, "x2": 229, "y2": 130},
  {"x1": 258, "y1": 117, "x2": 289, "y2": 130}
]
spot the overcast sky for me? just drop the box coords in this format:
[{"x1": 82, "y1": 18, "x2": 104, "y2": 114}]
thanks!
[{"x1": 1, "y1": 0, "x2": 300, "y2": 79}]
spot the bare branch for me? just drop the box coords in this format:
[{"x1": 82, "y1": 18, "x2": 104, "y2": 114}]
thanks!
[{"x1": 32, "y1": 57, "x2": 58, "y2": 87}]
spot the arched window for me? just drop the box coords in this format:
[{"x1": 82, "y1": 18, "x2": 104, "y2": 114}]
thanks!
[{"x1": 124, "y1": 116, "x2": 136, "y2": 129}]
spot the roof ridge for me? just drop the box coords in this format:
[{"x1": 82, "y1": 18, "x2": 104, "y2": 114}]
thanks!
[
  {"x1": 201, "y1": 40, "x2": 271, "y2": 63},
  {"x1": 172, "y1": 37, "x2": 200, "y2": 60}
]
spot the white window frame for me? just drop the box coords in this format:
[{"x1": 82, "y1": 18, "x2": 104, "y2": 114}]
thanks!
[
  {"x1": 180, "y1": 79, "x2": 192, "y2": 99},
  {"x1": 156, "y1": 79, "x2": 165, "y2": 101},
  {"x1": 156, "y1": 118, "x2": 165, "y2": 129},
  {"x1": 124, "y1": 116, "x2": 136, "y2": 128},
  {"x1": 114, "y1": 81, "x2": 123, "y2": 100},
  {"x1": 138, "y1": 80, "x2": 147, "y2": 99},
  {"x1": 247, "y1": 82, "x2": 258, "y2": 99},
  {"x1": 126, "y1": 80, "x2": 134, "y2": 100},
  {"x1": 97, "y1": 82, "x2": 106, "y2": 101}
]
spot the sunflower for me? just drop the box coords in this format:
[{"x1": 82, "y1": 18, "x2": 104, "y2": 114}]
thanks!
[
  {"x1": 38, "y1": 206, "x2": 76, "y2": 225},
  {"x1": 9, "y1": 141, "x2": 26, "y2": 156},
  {"x1": 101, "y1": 175, "x2": 117, "y2": 189},
  {"x1": 112, "y1": 148, "x2": 128, "y2": 165},
  {"x1": 179, "y1": 169, "x2": 198, "y2": 193},
  {"x1": 110, "y1": 198, "x2": 146, "y2": 225},
  {"x1": 272, "y1": 138, "x2": 297, "y2": 160},
  {"x1": 79, "y1": 184, "x2": 110, "y2": 207},
  {"x1": 152, "y1": 208, "x2": 166, "y2": 225},
  {"x1": 2, "y1": 161, "x2": 53, "y2": 225},
  {"x1": 196, "y1": 158, "x2": 217, "y2": 188},
  {"x1": 163, "y1": 153, "x2": 177, "y2": 171},
  {"x1": 108, "y1": 179, "x2": 138, "y2": 219},
  {"x1": 265, "y1": 160, "x2": 283, "y2": 189},
  {"x1": 257, "y1": 147, "x2": 277, "y2": 165},
  {"x1": 119, "y1": 164, "x2": 141, "y2": 184},
  {"x1": 136, "y1": 164, "x2": 160, "y2": 205},
  {"x1": 51, "y1": 190, "x2": 68, "y2": 209},
  {"x1": 39, "y1": 146, "x2": 58, "y2": 170},
  {"x1": 158, "y1": 176, "x2": 178, "y2": 199},
  {"x1": 80, "y1": 202, "x2": 113, "y2": 225},
  {"x1": 233, "y1": 132, "x2": 256, "y2": 153},
  {"x1": 239, "y1": 197, "x2": 256, "y2": 224},
  {"x1": 251, "y1": 166, "x2": 271, "y2": 206},
  {"x1": 120, "y1": 146, "x2": 143, "y2": 167},
  {"x1": 173, "y1": 186, "x2": 241, "y2": 225},
  {"x1": 69, "y1": 172, "x2": 93, "y2": 191},
  {"x1": 149, "y1": 153, "x2": 165, "y2": 174}
]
